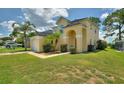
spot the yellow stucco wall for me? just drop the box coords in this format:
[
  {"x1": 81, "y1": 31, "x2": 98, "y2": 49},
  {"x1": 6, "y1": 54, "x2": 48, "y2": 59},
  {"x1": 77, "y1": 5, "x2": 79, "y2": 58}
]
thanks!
[
  {"x1": 30, "y1": 36, "x2": 45, "y2": 52},
  {"x1": 61, "y1": 24, "x2": 87, "y2": 52},
  {"x1": 30, "y1": 19, "x2": 99, "y2": 53},
  {"x1": 61, "y1": 20, "x2": 99, "y2": 53}
]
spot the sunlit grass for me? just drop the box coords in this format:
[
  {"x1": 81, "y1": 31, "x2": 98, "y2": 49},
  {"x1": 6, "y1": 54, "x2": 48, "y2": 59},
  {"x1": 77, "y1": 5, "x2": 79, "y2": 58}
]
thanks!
[{"x1": 0, "y1": 48, "x2": 124, "y2": 83}]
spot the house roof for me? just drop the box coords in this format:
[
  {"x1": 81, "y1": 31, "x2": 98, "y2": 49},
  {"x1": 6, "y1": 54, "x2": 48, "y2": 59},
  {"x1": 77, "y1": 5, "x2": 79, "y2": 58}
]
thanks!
[
  {"x1": 65, "y1": 18, "x2": 87, "y2": 28},
  {"x1": 36, "y1": 30, "x2": 54, "y2": 36},
  {"x1": 36, "y1": 17, "x2": 91, "y2": 36},
  {"x1": 56, "y1": 16, "x2": 70, "y2": 24},
  {"x1": 70, "y1": 18, "x2": 87, "y2": 23}
]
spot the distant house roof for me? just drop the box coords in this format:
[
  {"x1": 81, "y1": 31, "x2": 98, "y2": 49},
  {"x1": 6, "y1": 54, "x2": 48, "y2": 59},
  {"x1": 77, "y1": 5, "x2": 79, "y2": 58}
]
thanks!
[
  {"x1": 65, "y1": 18, "x2": 87, "y2": 28},
  {"x1": 70, "y1": 18, "x2": 87, "y2": 23},
  {"x1": 37, "y1": 30, "x2": 54, "y2": 36}
]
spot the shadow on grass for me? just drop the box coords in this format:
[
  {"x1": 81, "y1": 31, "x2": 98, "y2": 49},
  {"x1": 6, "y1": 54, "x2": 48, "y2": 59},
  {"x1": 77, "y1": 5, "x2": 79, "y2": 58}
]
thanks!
[{"x1": 83, "y1": 49, "x2": 108, "y2": 54}]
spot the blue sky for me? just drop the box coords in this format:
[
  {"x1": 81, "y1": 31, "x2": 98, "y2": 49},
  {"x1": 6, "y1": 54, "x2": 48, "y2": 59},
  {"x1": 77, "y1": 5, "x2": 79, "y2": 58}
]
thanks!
[{"x1": 0, "y1": 8, "x2": 117, "y2": 42}]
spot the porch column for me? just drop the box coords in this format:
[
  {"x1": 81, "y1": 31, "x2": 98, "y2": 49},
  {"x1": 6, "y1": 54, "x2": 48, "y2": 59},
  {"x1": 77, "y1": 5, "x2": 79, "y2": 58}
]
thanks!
[
  {"x1": 76, "y1": 34, "x2": 83, "y2": 53},
  {"x1": 63, "y1": 35, "x2": 68, "y2": 44}
]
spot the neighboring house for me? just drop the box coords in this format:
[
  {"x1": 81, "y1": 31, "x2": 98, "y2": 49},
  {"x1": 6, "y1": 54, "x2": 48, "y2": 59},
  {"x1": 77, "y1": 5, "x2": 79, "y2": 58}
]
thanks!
[{"x1": 30, "y1": 17, "x2": 99, "y2": 53}]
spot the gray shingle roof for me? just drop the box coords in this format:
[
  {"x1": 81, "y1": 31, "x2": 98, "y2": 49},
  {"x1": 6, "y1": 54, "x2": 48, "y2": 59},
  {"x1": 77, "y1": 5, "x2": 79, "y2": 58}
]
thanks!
[
  {"x1": 65, "y1": 18, "x2": 87, "y2": 28},
  {"x1": 37, "y1": 30, "x2": 53, "y2": 36}
]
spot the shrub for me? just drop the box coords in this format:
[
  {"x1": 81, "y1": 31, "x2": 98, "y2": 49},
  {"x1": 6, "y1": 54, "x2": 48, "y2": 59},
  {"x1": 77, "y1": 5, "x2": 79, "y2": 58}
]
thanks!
[
  {"x1": 16, "y1": 37, "x2": 24, "y2": 47},
  {"x1": 97, "y1": 40, "x2": 107, "y2": 50},
  {"x1": 69, "y1": 46, "x2": 76, "y2": 54},
  {"x1": 60, "y1": 44, "x2": 67, "y2": 52},
  {"x1": 43, "y1": 43, "x2": 53, "y2": 53},
  {"x1": 88, "y1": 45, "x2": 95, "y2": 51},
  {"x1": 0, "y1": 40, "x2": 4, "y2": 46},
  {"x1": 108, "y1": 43, "x2": 115, "y2": 49},
  {"x1": 115, "y1": 41, "x2": 124, "y2": 51}
]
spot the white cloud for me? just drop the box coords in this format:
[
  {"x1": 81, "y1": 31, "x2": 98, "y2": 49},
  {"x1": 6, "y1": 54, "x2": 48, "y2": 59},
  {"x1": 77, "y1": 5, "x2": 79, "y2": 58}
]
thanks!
[
  {"x1": 100, "y1": 8, "x2": 122, "y2": 20},
  {"x1": 0, "y1": 33, "x2": 3, "y2": 36},
  {"x1": 112, "y1": 8, "x2": 121, "y2": 11},
  {"x1": 0, "y1": 20, "x2": 15, "y2": 32},
  {"x1": 22, "y1": 8, "x2": 69, "y2": 31},
  {"x1": 99, "y1": 30, "x2": 105, "y2": 40},
  {"x1": 100, "y1": 12, "x2": 109, "y2": 19}
]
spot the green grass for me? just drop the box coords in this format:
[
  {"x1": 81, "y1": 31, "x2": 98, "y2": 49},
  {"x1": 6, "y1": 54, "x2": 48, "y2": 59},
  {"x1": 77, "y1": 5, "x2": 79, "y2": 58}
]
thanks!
[
  {"x1": 0, "y1": 48, "x2": 124, "y2": 84},
  {"x1": 0, "y1": 47, "x2": 31, "y2": 53}
]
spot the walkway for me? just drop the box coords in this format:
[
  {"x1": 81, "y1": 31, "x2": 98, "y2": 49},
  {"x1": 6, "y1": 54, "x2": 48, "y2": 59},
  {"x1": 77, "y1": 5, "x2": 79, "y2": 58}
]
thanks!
[
  {"x1": 28, "y1": 52, "x2": 69, "y2": 59},
  {"x1": 0, "y1": 51, "x2": 69, "y2": 59},
  {"x1": 0, "y1": 52, "x2": 27, "y2": 56}
]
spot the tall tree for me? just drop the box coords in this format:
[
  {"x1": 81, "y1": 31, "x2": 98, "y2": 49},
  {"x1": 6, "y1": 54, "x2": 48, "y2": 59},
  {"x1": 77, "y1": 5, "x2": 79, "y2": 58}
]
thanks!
[
  {"x1": 88, "y1": 17, "x2": 101, "y2": 27},
  {"x1": 12, "y1": 21, "x2": 36, "y2": 51},
  {"x1": 103, "y1": 8, "x2": 124, "y2": 41}
]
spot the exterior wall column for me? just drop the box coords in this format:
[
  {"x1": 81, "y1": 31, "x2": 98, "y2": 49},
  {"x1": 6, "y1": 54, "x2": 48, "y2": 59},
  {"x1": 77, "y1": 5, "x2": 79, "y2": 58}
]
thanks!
[
  {"x1": 82, "y1": 29, "x2": 88, "y2": 52},
  {"x1": 76, "y1": 33, "x2": 83, "y2": 53}
]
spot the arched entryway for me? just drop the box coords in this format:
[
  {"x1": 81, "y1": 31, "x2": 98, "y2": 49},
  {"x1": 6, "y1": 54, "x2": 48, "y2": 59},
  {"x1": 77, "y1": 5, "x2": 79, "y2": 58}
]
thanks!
[{"x1": 67, "y1": 30, "x2": 76, "y2": 50}]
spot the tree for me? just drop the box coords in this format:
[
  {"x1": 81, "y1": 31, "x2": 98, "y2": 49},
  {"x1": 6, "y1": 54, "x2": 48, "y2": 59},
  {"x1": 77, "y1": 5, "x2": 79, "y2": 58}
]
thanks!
[
  {"x1": 103, "y1": 8, "x2": 124, "y2": 41},
  {"x1": 9, "y1": 29, "x2": 19, "y2": 40},
  {"x1": 44, "y1": 30, "x2": 61, "y2": 50},
  {"x1": 88, "y1": 17, "x2": 101, "y2": 27},
  {"x1": 12, "y1": 21, "x2": 36, "y2": 51},
  {"x1": 16, "y1": 36, "x2": 24, "y2": 46},
  {"x1": 0, "y1": 40, "x2": 4, "y2": 46},
  {"x1": 28, "y1": 32, "x2": 37, "y2": 37}
]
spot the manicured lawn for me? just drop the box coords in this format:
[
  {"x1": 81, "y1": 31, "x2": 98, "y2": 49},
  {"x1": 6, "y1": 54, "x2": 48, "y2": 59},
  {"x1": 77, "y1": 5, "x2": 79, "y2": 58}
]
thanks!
[
  {"x1": 0, "y1": 47, "x2": 31, "y2": 53},
  {"x1": 0, "y1": 48, "x2": 124, "y2": 84}
]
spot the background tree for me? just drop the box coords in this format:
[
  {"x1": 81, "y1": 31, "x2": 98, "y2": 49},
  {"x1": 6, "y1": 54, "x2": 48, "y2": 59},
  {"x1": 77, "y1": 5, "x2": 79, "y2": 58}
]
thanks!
[
  {"x1": 88, "y1": 17, "x2": 101, "y2": 27},
  {"x1": 12, "y1": 21, "x2": 36, "y2": 51},
  {"x1": 28, "y1": 32, "x2": 37, "y2": 37},
  {"x1": 103, "y1": 8, "x2": 124, "y2": 41}
]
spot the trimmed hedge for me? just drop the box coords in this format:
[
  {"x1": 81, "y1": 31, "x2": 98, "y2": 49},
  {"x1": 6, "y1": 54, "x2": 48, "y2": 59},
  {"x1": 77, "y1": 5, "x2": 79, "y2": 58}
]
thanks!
[
  {"x1": 88, "y1": 45, "x2": 95, "y2": 51},
  {"x1": 60, "y1": 44, "x2": 67, "y2": 52},
  {"x1": 97, "y1": 40, "x2": 107, "y2": 50},
  {"x1": 69, "y1": 46, "x2": 76, "y2": 54},
  {"x1": 43, "y1": 43, "x2": 53, "y2": 53},
  {"x1": 115, "y1": 41, "x2": 124, "y2": 51}
]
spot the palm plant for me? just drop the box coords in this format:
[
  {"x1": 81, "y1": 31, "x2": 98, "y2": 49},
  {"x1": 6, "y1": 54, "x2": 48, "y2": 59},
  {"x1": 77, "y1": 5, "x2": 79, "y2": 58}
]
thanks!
[
  {"x1": 44, "y1": 30, "x2": 61, "y2": 50},
  {"x1": 12, "y1": 21, "x2": 36, "y2": 51}
]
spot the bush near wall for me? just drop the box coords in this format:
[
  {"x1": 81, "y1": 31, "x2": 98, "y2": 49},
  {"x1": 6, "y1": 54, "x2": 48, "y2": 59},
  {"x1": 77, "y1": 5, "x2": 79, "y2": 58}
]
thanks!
[
  {"x1": 115, "y1": 41, "x2": 124, "y2": 51},
  {"x1": 108, "y1": 43, "x2": 115, "y2": 49},
  {"x1": 97, "y1": 40, "x2": 107, "y2": 50},
  {"x1": 43, "y1": 43, "x2": 53, "y2": 53},
  {"x1": 69, "y1": 45, "x2": 76, "y2": 54},
  {"x1": 0, "y1": 40, "x2": 4, "y2": 46},
  {"x1": 88, "y1": 45, "x2": 95, "y2": 51},
  {"x1": 60, "y1": 44, "x2": 67, "y2": 52}
]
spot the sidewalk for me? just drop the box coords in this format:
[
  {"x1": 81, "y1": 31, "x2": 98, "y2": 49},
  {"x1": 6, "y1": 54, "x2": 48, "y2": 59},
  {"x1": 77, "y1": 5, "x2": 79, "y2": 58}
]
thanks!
[
  {"x1": 0, "y1": 51, "x2": 69, "y2": 59},
  {"x1": 28, "y1": 52, "x2": 69, "y2": 59},
  {"x1": 0, "y1": 52, "x2": 27, "y2": 56}
]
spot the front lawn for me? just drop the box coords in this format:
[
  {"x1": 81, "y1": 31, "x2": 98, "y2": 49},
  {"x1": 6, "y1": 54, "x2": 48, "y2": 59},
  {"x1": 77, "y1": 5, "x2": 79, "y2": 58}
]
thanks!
[
  {"x1": 0, "y1": 47, "x2": 31, "y2": 53},
  {"x1": 0, "y1": 48, "x2": 124, "y2": 84}
]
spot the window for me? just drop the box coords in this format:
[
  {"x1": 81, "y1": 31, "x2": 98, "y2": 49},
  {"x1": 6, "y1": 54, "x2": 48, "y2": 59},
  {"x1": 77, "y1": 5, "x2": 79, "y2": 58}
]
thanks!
[
  {"x1": 55, "y1": 39, "x2": 58, "y2": 44},
  {"x1": 51, "y1": 40, "x2": 53, "y2": 44},
  {"x1": 95, "y1": 30, "x2": 96, "y2": 34}
]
